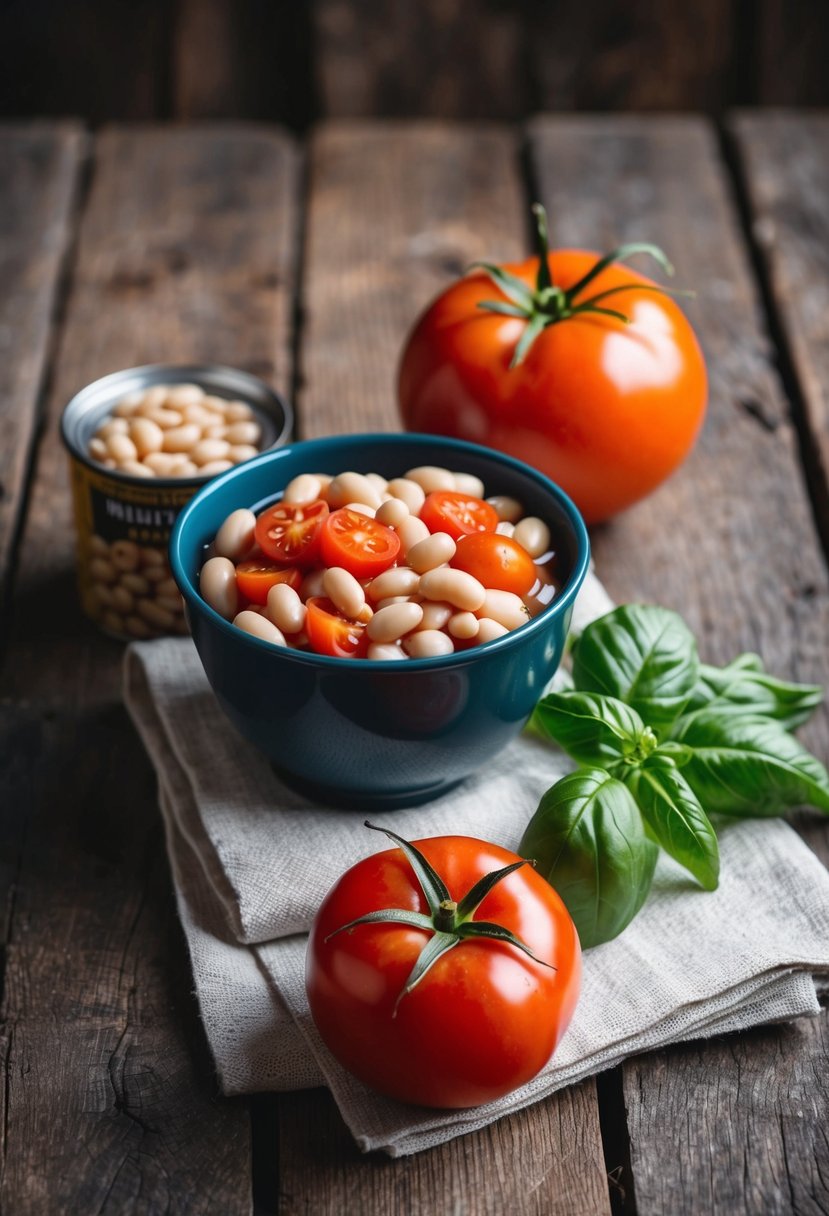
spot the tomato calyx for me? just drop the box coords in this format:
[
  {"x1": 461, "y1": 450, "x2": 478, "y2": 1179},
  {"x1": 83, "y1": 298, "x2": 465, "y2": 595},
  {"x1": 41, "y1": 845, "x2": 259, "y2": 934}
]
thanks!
[
  {"x1": 473, "y1": 203, "x2": 689, "y2": 367},
  {"x1": 325, "y1": 822, "x2": 555, "y2": 1014}
]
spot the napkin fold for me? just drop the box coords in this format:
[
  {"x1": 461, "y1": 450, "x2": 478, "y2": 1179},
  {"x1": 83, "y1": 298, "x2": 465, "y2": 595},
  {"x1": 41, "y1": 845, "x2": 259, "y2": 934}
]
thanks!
[{"x1": 123, "y1": 572, "x2": 829, "y2": 1156}]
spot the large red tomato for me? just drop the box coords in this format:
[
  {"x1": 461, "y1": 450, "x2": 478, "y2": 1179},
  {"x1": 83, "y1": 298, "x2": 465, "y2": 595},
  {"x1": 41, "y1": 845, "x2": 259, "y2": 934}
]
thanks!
[
  {"x1": 398, "y1": 206, "x2": 707, "y2": 524},
  {"x1": 305, "y1": 825, "x2": 581, "y2": 1109}
]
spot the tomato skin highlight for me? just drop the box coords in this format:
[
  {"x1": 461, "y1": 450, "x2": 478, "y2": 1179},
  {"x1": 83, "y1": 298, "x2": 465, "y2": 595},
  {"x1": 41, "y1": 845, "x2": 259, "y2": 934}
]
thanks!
[
  {"x1": 235, "y1": 559, "x2": 302, "y2": 605},
  {"x1": 398, "y1": 252, "x2": 707, "y2": 524},
  {"x1": 420, "y1": 490, "x2": 499, "y2": 540},
  {"x1": 306, "y1": 835, "x2": 581, "y2": 1109},
  {"x1": 305, "y1": 596, "x2": 368, "y2": 658},
  {"x1": 320, "y1": 508, "x2": 401, "y2": 579},
  {"x1": 452, "y1": 532, "x2": 537, "y2": 596},
  {"x1": 255, "y1": 499, "x2": 329, "y2": 566}
]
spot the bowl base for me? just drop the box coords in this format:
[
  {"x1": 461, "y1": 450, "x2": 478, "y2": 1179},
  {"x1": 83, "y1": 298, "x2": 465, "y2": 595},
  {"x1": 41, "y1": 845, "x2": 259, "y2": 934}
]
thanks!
[{"x1": 272, "y1": 766, "x2": 466, "y2": 811}]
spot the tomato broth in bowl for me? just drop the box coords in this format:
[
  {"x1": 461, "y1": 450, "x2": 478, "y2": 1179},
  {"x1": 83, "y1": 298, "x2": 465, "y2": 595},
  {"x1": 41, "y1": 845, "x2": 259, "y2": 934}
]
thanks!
[{"x1": 170, "y1": 434, "x2": 590, "y2": 808}]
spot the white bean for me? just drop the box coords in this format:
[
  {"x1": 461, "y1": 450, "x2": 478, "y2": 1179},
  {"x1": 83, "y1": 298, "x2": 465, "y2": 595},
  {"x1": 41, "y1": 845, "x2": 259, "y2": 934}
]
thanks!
[
  {"x1": 199, "y1": 459, "x2": 234, "y2": 476},
  {"x1": 144, "y1": 406, "x2": 183, "y2": 429},
  {"x1": 327, "y1": 471, "x2": 382, "y2": 511},
  {"x1": 106, "y1": 433, "x2": 139, "y2": 463},
  {"x1": 228, "y1": 444, "x2": 259, "y2": 464},
  {"x1": 448, "y1": 610, "x2": 479, "y2": 639},
  {"x1": 214, "y1": 508, "x2": 256, "y2": 561},
  {"x1": 367, "y1": 642, "x2": 407, "y2": 661},
  {"x1": 224, "y1": 401, "x2": 254, "y2": 421},
  {"x1": 419, "y1": 568, "x2": 486, "y2": 611},
  {"x1": 233, "y1": 610, "x2": 286, "y2": 647},
  {"x1": 224, "y1": 421, "x2": 261, "y2": 446},
  {"x1": 97, "y1": 417, "x2": 130, "y2": 439},
  {"x1": 284, "y1": 473, "x2": 323, "y2": 505},
  {"x1": 374, "y1": 595, "x2": 414, "y2": 611},
  {"x1": 190, "y1": 438, "x2": 232, "y2": 466},
  {"x1": 403, "y1": 630, "x2": 455, "y2": 658},
  {"x1": 165, "y1": 384, "x2": 205, "y2": 406},
  {"x1": 375, "y1": 497, "x2": 409, "y2": 528},
  {"x1": 367, "y1": 601, "x2": 424, "y2": 643},
  {"x1": 162, "y1": 424, "x2": 202, "y2": 453},
  {"x1": 110, "y1": 540, "x2": 140, "y2": 572},
  {"x1": 418, "y1": 601, "x2": 452, "y2": 631},
  {"x1": 174, "y1": 459, "x2": 199, "y2": 478},
  {"x1": 125, "y1": 614, "x2": 152, "y2": 638},
  {"x1": 200, "y1": 556, "x2": 238, "y2": 619},
  {"x1": 112, "y1": 396, "x2": 142, "y2": 417},
  {"x1": 495, "y1": 520, "x2": 515, "y2": 537},
  {"x1": 452, "y1": 472, "x2": 485, "y2": 498},
  {"x1": 323, "y1": 566, "x2": 366, "y2": 619},
  {"x1": 386, "y1": 478, "x2": 426, "y2": 515},
  {"x1": 102, "y1": 609, "x2": 126, "y2": 634},
  {"x1": 119, "y1": 460, "x2": 154, "y2": 478},
  {"x1": 513, "y1": 516, "x2": 551, "y2": 559},
  {"x1": 366, "y1": 567, "x2": 420, "y2": 602},
  {"x1": 137, "y1": 599, "x2": 176, "y2": 629},
  {"x1": 487, "y1": 495, "x2": 523, "y2": 523},
  {"x1": 266, "y1": 583, "x2": 306, "y2": 634},
  {"x1": 143, "y1": 451, "x2": 180, "y2": 476},
  {"x1": 405, "y1": 465, "x2": 456, "y2": 493},
  {"x1": 477, "y1": 617, "x2": 509, "y2": 643},
  {"x1": 478, "y1": 589, "x2": 530, "y2": 630},
  {"x1": 365, "y1": 472, "x2": 388, "y2": 495},
  {"x1": 121, "y1": 572, "x2": 149, "y2": 595},
  {"x1": 89, "y1": 437, "x2": 108, "y2": 461},
  {"x1": 407, "y1": 531, "x2": 456, "y2": 574},
  {"x1": 300, "y1": 569, "x2": 326, "y2": 601},
  {"x1": 129, "y1": 417, "x2": 164, "y2": 457},
  {"x1": 397, "y1": 515, "x2": 430, "y2": 555},
  {"x1": 344, "y1": 501, "x2": 376, "y2": 518}
]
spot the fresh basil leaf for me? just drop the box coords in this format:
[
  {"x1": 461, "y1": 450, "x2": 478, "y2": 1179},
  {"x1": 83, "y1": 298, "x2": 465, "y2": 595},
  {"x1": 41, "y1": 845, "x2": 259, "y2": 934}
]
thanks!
[
  {"x1": 675, "y1": 711, "x2": 829, "y2": 816},
  {"x1": 519, "y1": 769, "x2": 658, "y2": 949},
  {"x1": 625, "y1": 759, "x2": 719, "y2": 890},
  {"x1": 679, "y1": 655, "x2": 823, "y2": 732},
  {"x1": 572, "y1": 604, "x2": 699, "y2": 736},
  {"x1": 533, "y1": 691, "x2": 651, "y2": 767},
  {"x1": 653, "y1": 741, "x2": 694, "y2": 766}
]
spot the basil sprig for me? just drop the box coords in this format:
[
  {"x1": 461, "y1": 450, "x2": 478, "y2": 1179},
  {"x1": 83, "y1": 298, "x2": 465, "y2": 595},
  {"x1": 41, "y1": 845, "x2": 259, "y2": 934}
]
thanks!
[{"x1": 520, "y1": 604, "x2": 827, "y2": 948}]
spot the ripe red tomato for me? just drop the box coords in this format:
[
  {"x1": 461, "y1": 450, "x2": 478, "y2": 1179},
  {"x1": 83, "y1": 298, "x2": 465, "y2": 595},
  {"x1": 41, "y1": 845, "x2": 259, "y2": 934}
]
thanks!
[
  {"x1": 306, "y1": 827, "x2": 581, "y2": 1109},
  {"x1": 452, "y1": 532, "x2": 536, "y2": 596},
  {"x1": 320, "y1": 507, "x2": 401, "y2": 579},
  {"x1": 255, "y1": 499, "x2": 329, "y2": 566},
  {"x1": 305, "y1": 596, "x2": 368, "y2": 658},
  {"x1": 235, "y1": 559, "x2": 302, "y2": 605},
  {"x1": 398, "y1": 209, "x2": 707, "y2": 524},
  {"x1": 420, "y1": 490, "x2": 499, "y2": 540}
]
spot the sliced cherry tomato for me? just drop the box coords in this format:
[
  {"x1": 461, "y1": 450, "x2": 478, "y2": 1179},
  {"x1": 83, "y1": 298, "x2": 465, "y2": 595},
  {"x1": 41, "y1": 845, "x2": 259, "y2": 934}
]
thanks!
[
  {"x1": 320, "y1": 508, "x2": 401, "y2": 579},
  {"x1": 305, "y1": 596, "x2": 369, "y2": 658},
  {"x1": 255, "y1": 499, "x2": 329, "y2": 566},
  {"x1": 235, "y1": 560, "x2": 302, "y2": 605},
  {"x1": 419, "y1": 490, "x2": 499, "y2": 540},
  {"x1": 452, "y1": 532, "x2": 536, "y2": 596}
]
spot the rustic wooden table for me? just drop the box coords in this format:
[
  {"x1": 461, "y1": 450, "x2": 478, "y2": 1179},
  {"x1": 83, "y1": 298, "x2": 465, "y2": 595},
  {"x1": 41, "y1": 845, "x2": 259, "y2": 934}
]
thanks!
[{"x1": 1, "y1": 112, "x2": 828, "y2": 1215}]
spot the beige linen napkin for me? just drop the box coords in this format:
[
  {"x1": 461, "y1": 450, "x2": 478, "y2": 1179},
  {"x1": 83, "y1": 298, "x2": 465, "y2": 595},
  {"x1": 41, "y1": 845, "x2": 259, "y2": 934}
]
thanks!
[{"x1": 123, "y1": 572, "x2": 829, "y2": 1156}]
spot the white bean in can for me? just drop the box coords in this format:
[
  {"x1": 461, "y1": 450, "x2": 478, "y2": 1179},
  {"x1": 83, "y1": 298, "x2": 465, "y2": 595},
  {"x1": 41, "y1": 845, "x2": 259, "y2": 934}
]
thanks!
[{"x1": 61, "y1": 363, "x2": 292, "y2": 641}]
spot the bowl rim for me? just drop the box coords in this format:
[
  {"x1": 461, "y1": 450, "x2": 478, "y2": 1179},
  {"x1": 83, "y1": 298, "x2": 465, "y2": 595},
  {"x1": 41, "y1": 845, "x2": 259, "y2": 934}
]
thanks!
[{"x1": 170, "y1": 432, "x2": 591, "y2": 669}]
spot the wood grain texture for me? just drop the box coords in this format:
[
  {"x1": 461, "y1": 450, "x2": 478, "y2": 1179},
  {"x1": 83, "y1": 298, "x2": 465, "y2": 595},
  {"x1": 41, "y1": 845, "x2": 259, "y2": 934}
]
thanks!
[
  {"x1": 287, "y1": 118, "x2": 610, "y2": 1213},
  {"x1": 0, "y1": 124, "x2": 83, "y2": 603},
  {"x1": 529, "y1": 0, "x2": 738, "y2": 112},
  {"x1": 298, "y1": 121, "x2": 526, "y2": 437},
  {"x1": 0, "y1": 125, "x2": 301, "y2": 1215},
  {"x1": 278, "y1": 1081, "x2": 609, "y2": 1216},
  {"x1": 313, "y1": 0, "x2": 527, "y2": 119},
  {"x1": 755, "y1": 0, "x2": 829, "y2": 105},
  {"x1": 529, "y1": 113, "x2": 829, "y2": 1216},
  {"x1": 731, "y1": 111, "x2": 829, "y2": 552}
]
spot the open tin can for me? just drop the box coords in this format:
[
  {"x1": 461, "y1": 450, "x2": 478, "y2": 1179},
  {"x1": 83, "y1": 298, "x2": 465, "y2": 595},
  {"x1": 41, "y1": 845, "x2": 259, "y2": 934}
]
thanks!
[{"x1": 61, "y1": 363, "x2": 292, "y2": 641}]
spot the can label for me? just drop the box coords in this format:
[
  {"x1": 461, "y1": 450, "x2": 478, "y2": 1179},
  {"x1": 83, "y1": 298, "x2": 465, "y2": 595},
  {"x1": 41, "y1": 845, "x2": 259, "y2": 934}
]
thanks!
[{"x1": 70, "y1": 460, "x2": 192, "y2": 641}]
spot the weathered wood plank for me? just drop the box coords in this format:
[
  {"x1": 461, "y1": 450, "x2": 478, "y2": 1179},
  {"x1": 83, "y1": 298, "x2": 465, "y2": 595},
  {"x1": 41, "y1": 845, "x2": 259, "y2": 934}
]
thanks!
[
  {"x1": 529, "y1": 113, "x2": 829, "y2": 1216},
  {"x1": 298, "y1": 122, "x2": 526, "y2": 437},
  {"x1": 288, "y1": 119, "x2": 611, "y2": 1212},
  {"x1": 0, "y1": 123, "x2": 83, "y2": 602},
  {"x1": 279, "y1": 1080, "x2": 608, "y2": 1216},
  {"x1": 0, "y1": 125, "x2": 300, "y2": 1215},
  {"x1": 529, "y1": 0, "x2": 738, "y2": 113},
  {"x1": 313, "y1": 1, "x2": 527, "y2": 120},
  {"x1": 173, "y1": 0, "x2": 313, "y2": 129},
  {"x1": 730, "y1": 111, "x2": 829, "y2": 553}
]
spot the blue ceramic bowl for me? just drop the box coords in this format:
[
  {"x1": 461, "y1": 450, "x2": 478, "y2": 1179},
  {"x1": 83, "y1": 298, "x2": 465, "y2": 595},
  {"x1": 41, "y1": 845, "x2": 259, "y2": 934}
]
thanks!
[{"x1": 170, "y1": 434, "x2": 590, "y2": 808}]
